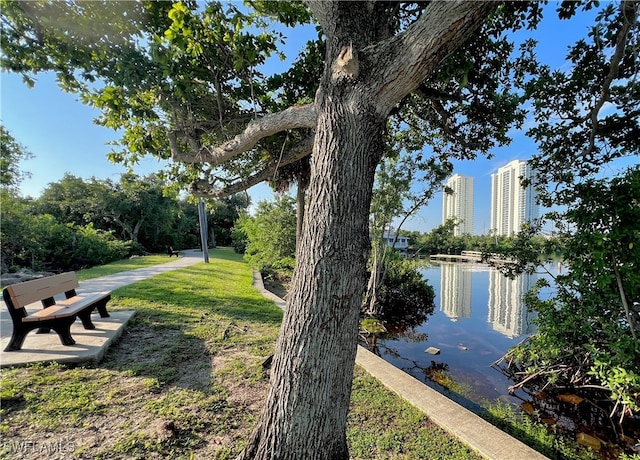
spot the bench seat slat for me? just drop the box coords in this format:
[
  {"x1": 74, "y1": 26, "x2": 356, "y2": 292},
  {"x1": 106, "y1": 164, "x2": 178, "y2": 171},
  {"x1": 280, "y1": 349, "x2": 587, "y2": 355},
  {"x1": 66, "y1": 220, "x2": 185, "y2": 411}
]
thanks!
[
  {"x1": 22, "y1": 303, "x2": 98, "y2": 322},
  {"x1": 56, "y1": 293, "x2": 110, "y2": 308},
  {"x1": 22, "y1": 305, "x2": 68, "y2": 322}
]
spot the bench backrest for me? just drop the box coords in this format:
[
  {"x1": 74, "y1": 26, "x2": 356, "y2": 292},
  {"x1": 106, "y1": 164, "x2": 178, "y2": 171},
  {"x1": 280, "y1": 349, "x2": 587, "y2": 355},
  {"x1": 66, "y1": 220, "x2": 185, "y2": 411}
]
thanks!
[{"x1": 3, "y1": 272, "x2": 79, "y2": 309}]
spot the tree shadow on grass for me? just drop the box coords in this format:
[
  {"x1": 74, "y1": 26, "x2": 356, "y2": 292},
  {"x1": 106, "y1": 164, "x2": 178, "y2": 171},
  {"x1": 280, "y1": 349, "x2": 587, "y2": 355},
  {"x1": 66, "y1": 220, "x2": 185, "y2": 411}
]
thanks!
[
  {"x1": 103, "y1": 265, "x2": 282, "y2": 388},
  {"x1": 102, "y1": 320, "x2": 212, "y2": 391}
]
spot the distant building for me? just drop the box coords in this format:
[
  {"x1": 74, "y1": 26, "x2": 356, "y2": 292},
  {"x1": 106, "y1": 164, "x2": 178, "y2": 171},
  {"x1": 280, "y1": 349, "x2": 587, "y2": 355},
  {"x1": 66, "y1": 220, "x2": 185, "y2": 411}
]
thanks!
[
  {"x1": 383, "y1": 232, "x2": 408, "y2": 250},
  {"x1": 442, "y1": 174, "x2": 474, "y2": 236},
  {"x1": 490, "y1": 160, "x2": 538, "y2": 236}
]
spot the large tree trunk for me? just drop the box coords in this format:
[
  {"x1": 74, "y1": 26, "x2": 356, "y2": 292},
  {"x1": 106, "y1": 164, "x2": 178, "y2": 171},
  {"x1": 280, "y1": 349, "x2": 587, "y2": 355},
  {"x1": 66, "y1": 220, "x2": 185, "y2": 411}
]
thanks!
[
  {"x1": 236, "y1": 3, "x2": 496, "y2": 458},
  {"x1": 239, "y1": 57, "x2": 385, "y2": 460},
  {"x1": 295, "y1": 182, "x2": 305, "y2": 253}
]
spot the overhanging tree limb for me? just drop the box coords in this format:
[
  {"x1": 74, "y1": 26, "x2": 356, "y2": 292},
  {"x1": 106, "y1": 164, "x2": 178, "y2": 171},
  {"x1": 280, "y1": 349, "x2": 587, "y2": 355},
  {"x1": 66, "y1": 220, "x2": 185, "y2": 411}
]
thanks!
[
  {"x1": 172, "y1": 103, "x2": 317, "y2": 165},
  {"x1": 583, "y1": 0, "x2": 638, "y2": 158},
  {"x1": 191, "y1": 135, "x2": 314, "y2": 198},
  {"x1": 365, "y1": 1, "x2": 497, "y2": 113}
]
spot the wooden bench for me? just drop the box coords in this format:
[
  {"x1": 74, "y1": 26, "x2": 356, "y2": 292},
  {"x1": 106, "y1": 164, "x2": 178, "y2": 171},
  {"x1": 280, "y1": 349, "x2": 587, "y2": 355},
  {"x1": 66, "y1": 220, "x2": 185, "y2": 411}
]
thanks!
[
  {"x1": 166, "y1": 246, "x2": 180, "y2": 257},
  {"x1": 2, "y1": 272, "x2": 111, "y2": 351}
]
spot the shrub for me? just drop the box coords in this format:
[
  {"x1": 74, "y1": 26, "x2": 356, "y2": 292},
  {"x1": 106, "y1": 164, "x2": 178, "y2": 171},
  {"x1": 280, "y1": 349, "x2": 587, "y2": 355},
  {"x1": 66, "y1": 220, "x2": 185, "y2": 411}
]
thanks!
[
  {"x1": 375, "y1": 253, "x2": 435, "y2": 326},
  {"x1": 501, "y1": 166, "x2": 640, "y2": 429},
  {"x1": 233, "y1": 197, "x2": 296, "y2": 276},
  {"x1": 71, "y1": 224, "x2": 130, "y2": 269},
  {"x1": 230, "y1": 225, "x2": 248, "y2": 254}
]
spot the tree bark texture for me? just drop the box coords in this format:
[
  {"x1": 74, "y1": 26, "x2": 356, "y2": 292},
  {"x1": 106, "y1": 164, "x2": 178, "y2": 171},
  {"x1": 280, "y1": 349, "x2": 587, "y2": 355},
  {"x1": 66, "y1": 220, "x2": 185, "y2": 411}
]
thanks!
[
  {"x1": 295, "y1": 181, "x2": 305, "y2": 254},
  {"x1": 237, "y1": 2, "x2": 496, "y2": 459},
  {"x1": 240, "y1": 82, "x2": 384, "y2": 460}
]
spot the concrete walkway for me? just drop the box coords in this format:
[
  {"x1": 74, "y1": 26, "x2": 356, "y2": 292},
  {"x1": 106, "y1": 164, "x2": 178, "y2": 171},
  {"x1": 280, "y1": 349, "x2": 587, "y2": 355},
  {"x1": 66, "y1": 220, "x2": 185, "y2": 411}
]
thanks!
[
  {"x1": 0, "y1": 249, "x2": 206, "y2": 367},
  {"x1": 1, "y1": 251, "x2": 548, "y2": 459}
]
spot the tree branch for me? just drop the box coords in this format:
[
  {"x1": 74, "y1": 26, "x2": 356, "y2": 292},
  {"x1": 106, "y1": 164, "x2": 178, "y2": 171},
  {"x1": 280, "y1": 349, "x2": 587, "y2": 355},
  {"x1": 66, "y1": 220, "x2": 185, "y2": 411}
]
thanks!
[
  {"x1": 582, "y1": 0, "x2": 637, "y2": 158},
  {"x1": 167, "y1": 130, "x2": 186, "y2": 159},
  {"x1": 172, "y1": 103, "x2": 317, "y2": 166},
  {"x1": 367, "y1": 1, "x2": 496, "y2": 113},
  {"x1": 191, "y1": 135, "x2": 314, "y2": 198},
  {"x1": 415, "y1": 84, "x2": 464, "y2": 103},
  {"x1": 613, "y1": 262, "x2": 638, "y2": 346}
]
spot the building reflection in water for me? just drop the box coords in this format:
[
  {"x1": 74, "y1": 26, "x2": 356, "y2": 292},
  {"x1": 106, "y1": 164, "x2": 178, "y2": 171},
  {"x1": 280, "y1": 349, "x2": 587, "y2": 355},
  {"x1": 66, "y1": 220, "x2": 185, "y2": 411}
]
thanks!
[
  {"x1": 487, "y1": 269, "x2": 537, "y2": 338},
  {"x1": 439, "y1": 263, "x2": 472, "y2": 321},
  {"x1": 438, "y1": 262, "x2": 539, "y2": 338}
]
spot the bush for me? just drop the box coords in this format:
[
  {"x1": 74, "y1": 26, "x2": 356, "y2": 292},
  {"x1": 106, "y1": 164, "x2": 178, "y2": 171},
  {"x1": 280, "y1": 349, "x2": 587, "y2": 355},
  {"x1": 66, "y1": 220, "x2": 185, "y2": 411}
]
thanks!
[
  {"x1": 127, "y1": 241, "x2": 148, "y2": 256},
  {"x1": 71, "y1": 224, "x2": 130, "y2": 269},
  {"x1": 375, "y1": 253, "x2": 435, "y2": 327},
  {"x1": 30, "y1": 215, "x2": 76, "y2": 270},
  {"x1": 233, "y1": 197, "x2": 296, "y2": 276},
  {"x1": 230, "y1": 225, "x2": 248, "y2": 254},
  {"x1": 502, "y1": 166, "x2": 640, "y2": 428}
]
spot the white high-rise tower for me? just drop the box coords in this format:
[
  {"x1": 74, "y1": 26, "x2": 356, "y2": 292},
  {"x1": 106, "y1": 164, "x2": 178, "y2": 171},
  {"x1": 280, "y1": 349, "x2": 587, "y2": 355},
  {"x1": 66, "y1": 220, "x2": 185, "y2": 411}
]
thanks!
[
  {"x1": 442, "y1": 174, "x2": 474, "y2": 236},
  {"x1": 490, "y1": 160, "x2": 538, "y2": 236}
]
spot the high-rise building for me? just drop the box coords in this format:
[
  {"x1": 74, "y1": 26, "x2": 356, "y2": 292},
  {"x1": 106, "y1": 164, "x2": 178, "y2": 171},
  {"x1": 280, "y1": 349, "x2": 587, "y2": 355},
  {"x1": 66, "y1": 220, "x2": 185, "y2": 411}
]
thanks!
[
  {"x1": 442, "y1": 174, "x2": 474, "y2": 236},
  {"x1": 490, "y1": 160, "x2": 538, "y2": 236}
]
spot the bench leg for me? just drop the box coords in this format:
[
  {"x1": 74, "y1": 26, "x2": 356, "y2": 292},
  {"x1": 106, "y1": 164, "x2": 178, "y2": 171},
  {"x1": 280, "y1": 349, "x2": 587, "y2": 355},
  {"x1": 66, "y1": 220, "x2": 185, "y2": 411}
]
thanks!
[
  {"x1": 77, "y1": 310, "x2": 96, "y2": 330},
  {"x1": 4, "y1": 317, "x2": 77, "y2": 350},
  {"x1": 4, "y1": 329, "x2": 29, "y2": 351},
  {"x1": 95, "y1": 299, "x2": 110, "y2": 318},
  {"x1": 51, "y1": 318, "x2": 77, "y2": 346}
]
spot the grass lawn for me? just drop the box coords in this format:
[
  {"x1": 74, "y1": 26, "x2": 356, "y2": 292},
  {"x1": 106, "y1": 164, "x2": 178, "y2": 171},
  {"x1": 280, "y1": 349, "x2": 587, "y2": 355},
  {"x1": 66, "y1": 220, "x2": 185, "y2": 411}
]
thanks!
[
  {"x1": 75, "y1": 254, "x2": 177, "y2": 281},
  {"x1": 0, "y1": 248, "x2": 482, "y2": 460}
]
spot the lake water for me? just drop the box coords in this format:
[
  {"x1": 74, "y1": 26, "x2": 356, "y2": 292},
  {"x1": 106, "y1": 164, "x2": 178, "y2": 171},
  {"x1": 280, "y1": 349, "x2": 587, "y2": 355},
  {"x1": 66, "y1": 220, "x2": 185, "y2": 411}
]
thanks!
[{"x1": 371, "y1": 261, "x2": 559, "y2": 410}]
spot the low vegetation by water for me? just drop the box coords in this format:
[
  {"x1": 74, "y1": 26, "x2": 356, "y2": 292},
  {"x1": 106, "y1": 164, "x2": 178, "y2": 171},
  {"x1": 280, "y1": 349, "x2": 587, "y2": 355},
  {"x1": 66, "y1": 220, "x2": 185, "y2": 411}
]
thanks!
[{"x1": 1, "y1": 248, "x2": 481, "y2": 459}]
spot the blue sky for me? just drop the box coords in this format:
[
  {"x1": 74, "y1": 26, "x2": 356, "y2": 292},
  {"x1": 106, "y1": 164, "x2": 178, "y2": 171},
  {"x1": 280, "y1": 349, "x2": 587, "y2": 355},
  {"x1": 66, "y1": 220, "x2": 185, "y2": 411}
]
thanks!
[{"x1": 1, "y1": 3, "x2": 624, "y2": 234}]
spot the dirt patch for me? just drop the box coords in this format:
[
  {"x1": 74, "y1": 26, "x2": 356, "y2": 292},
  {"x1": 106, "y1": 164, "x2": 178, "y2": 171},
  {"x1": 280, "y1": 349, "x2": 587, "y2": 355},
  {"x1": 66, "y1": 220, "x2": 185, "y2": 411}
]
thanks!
[{"x1": 0, "y1": 315, "x2": 271, "y2": 459}]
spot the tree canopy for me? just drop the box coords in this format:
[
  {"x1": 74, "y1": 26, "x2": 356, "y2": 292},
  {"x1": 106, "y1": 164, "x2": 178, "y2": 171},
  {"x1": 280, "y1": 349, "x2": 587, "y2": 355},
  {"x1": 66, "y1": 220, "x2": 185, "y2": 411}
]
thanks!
[
  {"x1": 0, "y1": 125, "x2": 33, "y2": 193},
  {"x1": 1, "y1": 1, "x2": 548, "y2": 198}
]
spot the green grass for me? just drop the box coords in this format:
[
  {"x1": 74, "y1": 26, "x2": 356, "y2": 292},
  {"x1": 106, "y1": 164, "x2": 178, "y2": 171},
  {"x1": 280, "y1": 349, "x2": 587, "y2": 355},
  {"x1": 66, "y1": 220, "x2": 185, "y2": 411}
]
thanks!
[
  {"x1": 348, "y1": 368, "x2": 482, "y2": 459},
  {"x1": 75, "y1": 254, "x2": 175, "y2": 280},
  {"x1": 0, "y1": 248, "x2": 483, "y2": 459}
]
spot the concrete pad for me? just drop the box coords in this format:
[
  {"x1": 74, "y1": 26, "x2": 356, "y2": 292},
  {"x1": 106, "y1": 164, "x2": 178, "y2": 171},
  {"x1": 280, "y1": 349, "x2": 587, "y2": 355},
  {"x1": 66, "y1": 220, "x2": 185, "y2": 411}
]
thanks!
[
  {"x1": 0, "y1": 311, "x2": 135, "y2": 368},
  {"x1": 0, "y1": 249, "x2": 205, "y2": 343}
]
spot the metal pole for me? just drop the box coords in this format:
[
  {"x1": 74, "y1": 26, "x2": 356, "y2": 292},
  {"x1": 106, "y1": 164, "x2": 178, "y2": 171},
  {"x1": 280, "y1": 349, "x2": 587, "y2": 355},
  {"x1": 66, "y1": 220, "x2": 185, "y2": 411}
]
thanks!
[{"x1": 198, "y1": 198, "x2": 210, "y2": 263}]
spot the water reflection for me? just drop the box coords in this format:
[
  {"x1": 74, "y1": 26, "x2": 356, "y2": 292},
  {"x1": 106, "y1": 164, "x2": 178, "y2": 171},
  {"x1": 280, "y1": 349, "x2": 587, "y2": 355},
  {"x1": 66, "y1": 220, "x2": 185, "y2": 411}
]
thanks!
[
  {"x1": 369, "y1": 262, "x2": 557, "y2": 405},
  {"x1": 365, "y1": 263, "x2": 638, "y2": 458},
  {"x1": 439, "y1": 263, "x2": 471, "y2": 321},
  {"x1": 487, "y1": 269, "x2": 537, "y2": 338},
  {"x1": 437, "y1": 262, "x2": 539, "y2": 339}
]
